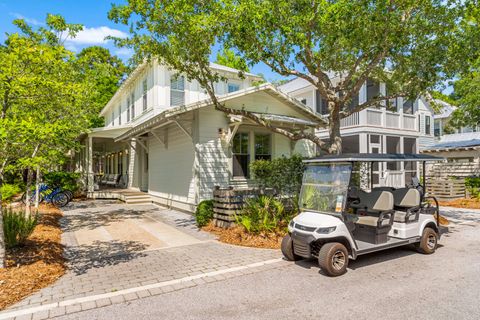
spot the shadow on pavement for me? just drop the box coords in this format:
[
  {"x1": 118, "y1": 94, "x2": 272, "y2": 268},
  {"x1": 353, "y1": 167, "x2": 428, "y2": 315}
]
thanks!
[{"x1": 64, "y1": 240, "x2": 148, "y2": 275}]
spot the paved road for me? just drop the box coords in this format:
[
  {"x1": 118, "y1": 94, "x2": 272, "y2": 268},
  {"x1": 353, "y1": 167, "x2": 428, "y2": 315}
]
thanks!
[
  {"x1": 3, "y1": 205, "x2": 479, "y2": 320},
  {"x1": 59, "y1": 207, "x2": 480, "y2": 320}
]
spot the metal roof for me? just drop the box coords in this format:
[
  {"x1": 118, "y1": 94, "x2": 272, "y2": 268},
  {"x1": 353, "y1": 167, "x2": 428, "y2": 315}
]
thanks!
[
  {"x1": 423, "y1": 139, "x2": 480, "y2": 152},
  {"x1": 304, "y1": 153, "x2": 445, "y2": 163}
]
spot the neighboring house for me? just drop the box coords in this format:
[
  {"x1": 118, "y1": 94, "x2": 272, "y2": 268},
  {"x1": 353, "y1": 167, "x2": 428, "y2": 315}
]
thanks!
[
  {"x1": 279, "y1": 77, "x2": 435, "y2": 187},
  {"x1": 433, "y1": 99, "x2": 480, "y2": 139},
  {"x1": 76, "y1": 60, "x2": 321, "y2": 212}
]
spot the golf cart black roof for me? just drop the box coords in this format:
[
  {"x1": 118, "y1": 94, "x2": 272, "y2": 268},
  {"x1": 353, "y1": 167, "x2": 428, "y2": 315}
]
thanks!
[{"x1": 304, "y1": 153, "x2": 445, "y2": 163}]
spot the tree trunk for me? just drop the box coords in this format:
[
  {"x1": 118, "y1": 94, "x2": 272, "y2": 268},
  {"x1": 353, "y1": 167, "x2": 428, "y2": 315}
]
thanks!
[
  {"x1": 328, "y1": 100, "x2": 342, "y2": 154},
  {"x1": 25, "y1": 168, "x2": 33, "y2": 215},
  {"x1": 35, "y1": 166, "x2": 41, "y2": 208}
]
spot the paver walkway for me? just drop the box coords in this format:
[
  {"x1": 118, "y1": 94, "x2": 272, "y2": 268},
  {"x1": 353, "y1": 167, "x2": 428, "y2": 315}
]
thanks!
[{"x1": 1, "y1": 200, "x2": 282, "y2": 320}]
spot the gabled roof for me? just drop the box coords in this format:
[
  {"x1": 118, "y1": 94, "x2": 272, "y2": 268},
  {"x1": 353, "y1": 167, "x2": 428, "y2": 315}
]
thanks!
[
  {"x1": 432, "y1": 99, "x2": 456, "y2": 119},
  {"x1": 100, "y1": 60, "x2": 263, "y2": 117},
  {"x1": 114, "y1": 83, "x2": 326, "y2": 142}
]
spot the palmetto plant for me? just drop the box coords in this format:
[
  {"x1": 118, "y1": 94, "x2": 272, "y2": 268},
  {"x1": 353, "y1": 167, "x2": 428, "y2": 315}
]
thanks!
[{"x1": 235, "y1": 196, "x2": 286, "y2": 234}]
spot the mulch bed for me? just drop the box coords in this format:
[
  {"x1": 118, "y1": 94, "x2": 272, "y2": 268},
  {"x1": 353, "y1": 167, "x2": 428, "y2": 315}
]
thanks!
[
  {"x1": 438, "y1": 198, "x2": 480, "y2": 210},
  {"x1": 203, "y1": 222, "x2": 284, "y2": 249},
  {"x1": 0, "y1": 204, "x2": 66, "y2": 310}
]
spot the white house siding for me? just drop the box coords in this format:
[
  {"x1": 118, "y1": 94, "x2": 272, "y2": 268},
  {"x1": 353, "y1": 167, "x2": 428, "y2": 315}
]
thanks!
[
  {"x1": 417, "y1": 98, "x2": 435, "y2": 150},
  {"x1": 196, "y1": 107, "x2": 230, "y2": 202},
  {"x1": 147, "y1": 123, "x2": 196, "y2": 212}
]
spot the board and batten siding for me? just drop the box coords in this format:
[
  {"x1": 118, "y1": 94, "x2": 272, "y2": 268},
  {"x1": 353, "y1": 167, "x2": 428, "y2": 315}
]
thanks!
[
  {"x1": 196, "y1": 107, "x2": 230, "y2": 202},
  {"x1": 147, "y1": 123, "x2": 196, "y2": 211}
]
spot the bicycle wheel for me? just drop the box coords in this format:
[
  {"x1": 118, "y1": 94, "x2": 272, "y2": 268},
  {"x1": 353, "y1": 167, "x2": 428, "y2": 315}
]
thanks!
[
  {"x1": 63, "y1": 190, "x2": 74, "y2": 201},
  {"x1": 21, "y1": 192, "x2": 43, "y2": 204},
  {"x1": 52, "y1": 192, "x2": 69, "y2": 207}
]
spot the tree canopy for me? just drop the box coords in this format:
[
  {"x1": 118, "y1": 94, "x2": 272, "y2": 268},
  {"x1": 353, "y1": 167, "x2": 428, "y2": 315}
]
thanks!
[
  {"x1": 109, "y1": 0, "x2": 467, "y2": 153},
  {"x1": 215, "y1": 48, "x2": 250, "y2": 72}
]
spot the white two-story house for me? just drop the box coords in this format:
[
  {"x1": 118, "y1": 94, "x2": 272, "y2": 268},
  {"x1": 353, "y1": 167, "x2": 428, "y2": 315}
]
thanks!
[
  {"x1": 279, "y1": 78, "x2": 435, "y2": 188},
  {"x1": 76, "y1": 60, "x2": 321, "y2": 212}
]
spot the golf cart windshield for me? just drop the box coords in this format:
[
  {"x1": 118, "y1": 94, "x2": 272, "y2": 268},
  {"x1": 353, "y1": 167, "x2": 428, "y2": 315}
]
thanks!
[{"x1": 299, "y1": 162, "x2": 352, "y2": 214}]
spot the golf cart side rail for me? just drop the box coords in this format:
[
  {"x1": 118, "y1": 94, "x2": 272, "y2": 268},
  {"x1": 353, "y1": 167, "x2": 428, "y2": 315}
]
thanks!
[{"x1": 303, "y1": 153, "x2": 445, "y2": 163}]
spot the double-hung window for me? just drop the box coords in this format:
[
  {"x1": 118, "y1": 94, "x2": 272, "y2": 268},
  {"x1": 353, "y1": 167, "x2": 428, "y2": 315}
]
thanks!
[
  {"x1": 142, "y1": 79, "x2": 148, "y2": 112},
  {"x1": 425, "y1": 115, "x2": 431, "y2": 135},
  {"x1": 127, "y1": 97, "x2": 130, "y2": 122},
  {"x1": 130, "y1": 92, "x2": 135, "y2": 120},
  {"x1": 232, "y1": 133, "x2": 249, "y2": 178},
  {"x1": 170, "y1": 75, "x2": 185, "y2": 106}
]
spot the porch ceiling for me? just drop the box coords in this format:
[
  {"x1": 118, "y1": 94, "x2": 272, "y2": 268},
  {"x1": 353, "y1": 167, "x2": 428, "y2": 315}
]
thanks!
[{"x1": 88, "y1": 126, "x2": 132, "y2": 139}]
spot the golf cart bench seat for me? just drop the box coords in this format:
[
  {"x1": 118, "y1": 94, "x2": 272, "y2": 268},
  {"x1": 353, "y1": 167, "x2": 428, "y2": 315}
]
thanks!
[
  {"x1": 392, "y1": 188, "x2": 421, "y2": 223},
  {"x1": 352, "y1": 190, "x2": 395, "y2": 244}
]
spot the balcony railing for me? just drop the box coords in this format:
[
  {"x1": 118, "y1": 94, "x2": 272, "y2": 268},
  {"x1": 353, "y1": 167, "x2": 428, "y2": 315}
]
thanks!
[{"x1": 337, "y1": 108, "x2": 418, "y2": 131}]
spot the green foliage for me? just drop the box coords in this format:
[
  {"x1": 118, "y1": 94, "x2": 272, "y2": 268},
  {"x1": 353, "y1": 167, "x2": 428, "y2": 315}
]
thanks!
[
  {"x1": 2, "y1": 207, "x2": 38, "y2": 248},
  {"x1": 0, "y1": 183, "x2": 21, "y2": 202},
  {"x1": 235, "y1": 196, "x2": 290, "y2": 234},
  {"x1": 215, "y1": 48, "x2": 249, "y2": 72},
  {"x1": 109, "y1": 0, "x2": 468, "y2": 153},
  {"x1": 43, "y1": 172, "x2": 81, "y2": 192},
  {"x1": 195, "y1": 200, "x2": 214, "y2": 227},
  {"x1": 465, "y1": 176, "x2": 480, "y2": 198},
  {"x1": 250, "y1": 154, "x2": 305, "y2": 197}
]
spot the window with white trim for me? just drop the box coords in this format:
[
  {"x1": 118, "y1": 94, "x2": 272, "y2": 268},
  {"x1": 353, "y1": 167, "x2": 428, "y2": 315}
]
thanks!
[
  {"x1": 228, "y1": 83, "x2": 240, "y2": 93},
  {"x1": 254, "y1": 134, "x2": 271, "y2": 161},
  {"x1": 170, "y1": 75, "x2": 185, "y2": 106},
  {"x1": 127, "y1": 97, "x2": 130, "y2": 122},
  {"x1": 142, "y1": 79, "x2": 148, "y2": 112},
  {"x1": 130, "y1": 92, "x2": 135, "y2": 119},
  {"x1": 118, "y1": 105, "x2": 121, "y2": 125}
]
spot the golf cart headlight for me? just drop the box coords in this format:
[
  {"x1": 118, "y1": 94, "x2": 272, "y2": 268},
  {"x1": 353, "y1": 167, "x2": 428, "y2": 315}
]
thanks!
[
  {"x1": 316, "y1": 226, "x2": 336, "y2": 234},
  {"x1": 289, "y1": 220, "x2": 295, "y2": 228}
]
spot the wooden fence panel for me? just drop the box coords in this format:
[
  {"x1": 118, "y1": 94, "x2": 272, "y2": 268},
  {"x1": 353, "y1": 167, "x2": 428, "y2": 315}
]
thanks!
[{"x1": 425, "y1": 178, "x2": 466, "y2": 201}]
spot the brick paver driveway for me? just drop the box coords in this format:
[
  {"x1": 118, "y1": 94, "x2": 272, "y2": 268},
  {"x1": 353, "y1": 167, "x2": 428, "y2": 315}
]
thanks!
[{"x1": 1, "y1": 200, "x2": 282, "y2": 320}]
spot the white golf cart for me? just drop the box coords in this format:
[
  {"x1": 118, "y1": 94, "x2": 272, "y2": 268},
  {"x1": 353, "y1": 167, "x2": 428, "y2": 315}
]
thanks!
[{"x1": 282, "y1": 153, "x2": 447, "y2": 277}]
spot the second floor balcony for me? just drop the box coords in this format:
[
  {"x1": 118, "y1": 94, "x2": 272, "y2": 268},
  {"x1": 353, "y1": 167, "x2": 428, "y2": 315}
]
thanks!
[{"x1": 335, "y1": 108, "x2": 418, "y2": 131}]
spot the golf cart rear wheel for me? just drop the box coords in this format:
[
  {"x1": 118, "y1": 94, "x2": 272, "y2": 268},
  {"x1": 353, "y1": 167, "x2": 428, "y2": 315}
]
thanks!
[
  {"x1": 416, "y1": 227, "x2": 438, "y2": 254},
  {"x1": 281, "y1": 234, "x2": 302, "y2": 261},
  {"x1": 318, "y1": 242, "x2": 349, "y2": 277}
]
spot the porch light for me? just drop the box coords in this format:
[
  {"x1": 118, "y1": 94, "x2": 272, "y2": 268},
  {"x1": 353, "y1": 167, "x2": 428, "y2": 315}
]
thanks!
[{"x1": 218, "y1": 128, "x2": 227, "y2": 141}]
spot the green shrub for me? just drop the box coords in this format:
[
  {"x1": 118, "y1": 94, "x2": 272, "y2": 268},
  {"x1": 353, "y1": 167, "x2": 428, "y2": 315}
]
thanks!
[
  {"x1": 465, "y1": 176, "x2": 480, "y2": 198},
  {"x1": 1, "y1": 183, "x2": 22, "y2": 202},
  {"x1": 236, "y1": 196, "x2": 290, "y2": 234},
  {"x1": 250, "y1": 154, "x2": 305, "y2": 198},
  {"x1": 2, "y1": 207, "x2": 38, "y2": 248},
  {"x1": 195, "y1": 200, "x2": 214, "y2": 227},
  {"x1": 43, "y1": 171, "x2": 81, "y2": 192}
]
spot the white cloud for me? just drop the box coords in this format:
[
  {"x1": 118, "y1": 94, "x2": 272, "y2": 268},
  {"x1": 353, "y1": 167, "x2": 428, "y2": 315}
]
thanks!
[
  {"x1": 114, "y1": 47, "x2": 134, "y2": 58},
  {"x1": 67, "y1": 26, "x2": 128, "y2": 45},
  {"x1": 10, "y1": 13, "x2": 43, "y2": 26}
]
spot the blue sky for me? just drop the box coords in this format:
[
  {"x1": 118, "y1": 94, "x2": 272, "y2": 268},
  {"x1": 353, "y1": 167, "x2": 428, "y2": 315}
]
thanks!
[{"x1": 0, "y1": 0, "x2": 284, "y2": 82}]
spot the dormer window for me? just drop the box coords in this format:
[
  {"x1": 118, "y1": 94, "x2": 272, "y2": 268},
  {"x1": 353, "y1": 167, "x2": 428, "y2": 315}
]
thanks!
[
  {"x1": 228, "y1": 83, "x2": 240, "y2": 93},
  {"x1": 170, "y1": 75, "x2": 185, "y2": 106},
  {"x1": 366, "y1": 79, "x2": 380, "y2": 103}
]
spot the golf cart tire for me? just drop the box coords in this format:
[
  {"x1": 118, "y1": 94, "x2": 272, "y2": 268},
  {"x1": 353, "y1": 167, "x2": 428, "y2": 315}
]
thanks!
[
  {"x1": 416, "y1": 227, "x2": 438, "y2": 254},
  {"x1": 318, "y1": 242, "x2": 349, "y2": 277},
  {"x1": 281, "y1": 234, "x2": 302, "y2": 261}
]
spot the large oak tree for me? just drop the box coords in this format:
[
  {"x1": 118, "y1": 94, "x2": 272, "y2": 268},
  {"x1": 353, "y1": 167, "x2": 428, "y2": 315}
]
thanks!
[{"x1": 109, "y1": 0, "x2": 465, "y2": 153}]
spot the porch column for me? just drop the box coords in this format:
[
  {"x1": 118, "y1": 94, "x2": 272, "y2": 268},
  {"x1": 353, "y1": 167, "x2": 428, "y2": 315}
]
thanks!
[
  {"x1": 128, "y1": 140, "x2": 136, "y2": 188},
  {"x1": 87, "y1": 136, "x2": 94, "y2": 193}
]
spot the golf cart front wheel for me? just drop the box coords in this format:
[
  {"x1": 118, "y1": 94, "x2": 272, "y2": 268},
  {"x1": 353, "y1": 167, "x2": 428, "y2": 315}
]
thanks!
[
  {"x1": 416, "y1": 227, "x2": 438, "y2": 254},
  {"x1": 318, "y1": 242, "x2": 349, "y2": 277},
  {"x1": 281, "y1": 234, "x2": 302, "y2": 261}
]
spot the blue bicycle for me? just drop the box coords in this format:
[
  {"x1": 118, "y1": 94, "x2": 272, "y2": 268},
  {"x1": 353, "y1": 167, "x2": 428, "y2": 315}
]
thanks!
[{"x1": 21, "y1": 183, "x2": 70, "y2": 207}]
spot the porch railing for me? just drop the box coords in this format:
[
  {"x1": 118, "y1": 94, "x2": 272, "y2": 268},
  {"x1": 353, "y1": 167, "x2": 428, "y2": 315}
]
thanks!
[{"x1": 337, "y1": 107, "x2": 418, "y2": 131}]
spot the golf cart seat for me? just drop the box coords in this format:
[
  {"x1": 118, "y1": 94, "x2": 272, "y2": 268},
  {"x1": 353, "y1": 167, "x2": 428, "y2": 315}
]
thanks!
[
  {"x1": 353, "y1": 191, "x2": 395, "y2": 244},
  {"x1": 392, "y1": 188, "x2": 421, "y2": 223}
]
